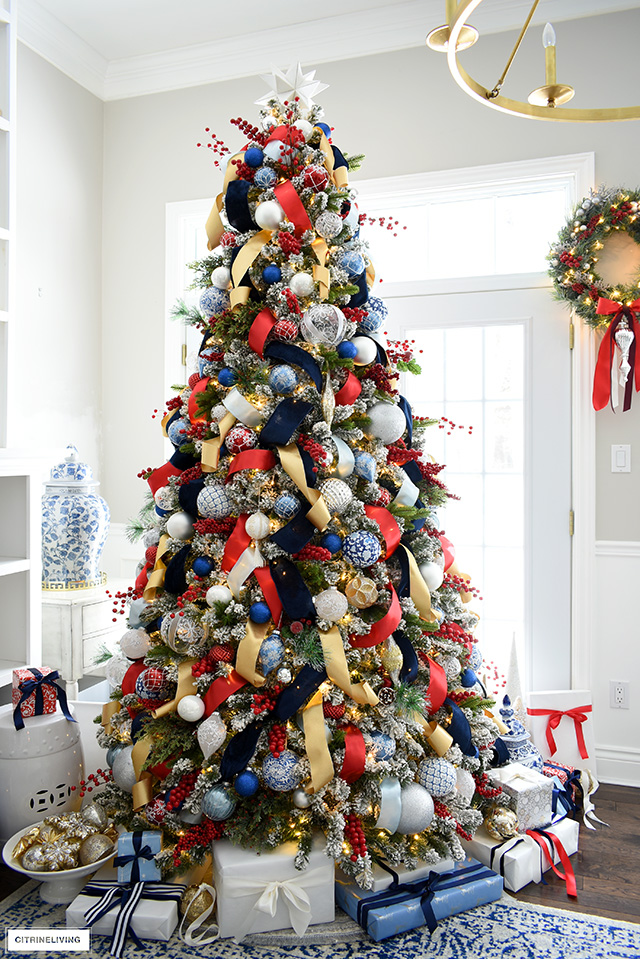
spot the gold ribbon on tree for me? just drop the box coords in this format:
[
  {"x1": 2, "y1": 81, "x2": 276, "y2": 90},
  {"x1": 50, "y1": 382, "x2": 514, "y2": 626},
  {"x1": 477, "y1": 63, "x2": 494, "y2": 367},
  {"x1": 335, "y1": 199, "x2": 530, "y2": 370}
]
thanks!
[
  {"x1": 234, "y1": 621, "x2": 269, "y2": 687},
  {"x1": 143, "y1": 534, "x2": 171, "y2": 602},
  {"x1": 204, "y1": 153, "x2": 244, "y2": 251},
  {"x1": 101, "y1": 701, "x2": 121, "y2": 736},
  {"x1": 152, "y1": 659, "x2": 199, "y2": 719},
  {"x1": 416, "y1": 716, "x2": 454, "y2": 757},
  {"x1": 302, "y1": 689, "x2": 334, "y2": 792},
  {"x1": 316, "y1": 131, "x2": 349, "y2": 189},
  {"x1": 277, "y1": 444, "x2": 331, "y2": 531},
  {"x1": 319, "y1": 627, "x2": 379, "y2": 706},
  {"x1": 131, "y1": 738, "x2": 154, "y2": 810},
  {"x1": 201, "y1": 410, "x2": 237, "y2": 473}
]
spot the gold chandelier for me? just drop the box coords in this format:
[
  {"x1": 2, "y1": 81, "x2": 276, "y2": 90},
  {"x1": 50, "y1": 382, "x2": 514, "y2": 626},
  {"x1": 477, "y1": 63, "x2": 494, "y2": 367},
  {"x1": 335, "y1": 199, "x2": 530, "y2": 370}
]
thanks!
[{"x1": 427, "y1": 0, "x2": 640, "y2": 122}]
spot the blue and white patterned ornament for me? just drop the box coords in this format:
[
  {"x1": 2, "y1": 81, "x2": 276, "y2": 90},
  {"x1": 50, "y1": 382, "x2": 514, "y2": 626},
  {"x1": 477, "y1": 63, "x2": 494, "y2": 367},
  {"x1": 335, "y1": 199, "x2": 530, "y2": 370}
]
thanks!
[
  {"x1": 360, "y1": 310, "x2": 383, "y2": 334},
  {"x1": 200, "y1": 286, "x2": 230, "y2": 317},
  {"x1": 320, "y1": 532, "x2": 342, "y2": 553},
  {"x1": 218, "y1": 367, "x2": 237, "y2": 387},
  {"x1": 268, "y1": 364, "x2": 298, "y2": 394},
  {"x1": 259, "y1": 631, "x2": 285, "y2": 674},
  {"x1": 274, "y1": 492, "x2": 301, "y2": 519},
  {"x1": 417, "y1": 758, "x2": 457, "y2": 798},
  {"x1": 337, "y1": 250, "x2": 365, "y2": 277},
  {"x1": 234, "y1": 770, "x2": 260, "y2": 797},
  {"x1": 201, "y1": 784, "x2": 237, "y2": 821},
  {"x1": 468, "y1": 644, "x2": 482, "y2": 671},
  {"x1": 262, "y1": 750, "x2": 301, "y2": 791},
  {"x1": 254, "y1": 167, "x2": 277, "y2": 188},
  {"x1": 197, "y1": 485, "x2": 233, "y2": 519},
  {"x1": 367, "y1": 296, "x2": 388, "y2": 321},
  {"x1": 154, "y1": 485, "x2": 177, "y2": 513},
  {"x1": 167, "y1": 417, "x2": 190, "y2": 447},
  {"x1": 250, "y1": 601, "x2": 271, "y2": 624},
  {"x1": 354, "y1": 451, "x2": 377, "y2": 482},
  {"x1": 369, "y1": 731, "x2": 396, "y2": 762},
  {"x1": 342, "y1": 530, "x2": 382, "y2": 567}
]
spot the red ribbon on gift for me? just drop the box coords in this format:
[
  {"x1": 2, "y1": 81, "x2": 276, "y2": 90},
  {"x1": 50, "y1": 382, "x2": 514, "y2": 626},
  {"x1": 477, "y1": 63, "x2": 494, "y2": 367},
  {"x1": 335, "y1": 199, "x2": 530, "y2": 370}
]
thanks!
[
  {"x1": 335, "y1": 371, "x2": 362, "y2": 406},
  {"x1": 364, "y1": 505, "x2": 401, "y2": 559},
  {"x1": 526, "y1": 704, "x2": 592, "y2": 760},
  {"x1": 593, "y1": 297, "x2": 640, "y2": 412},
  {"x1": 349, "y1": 585, "x2": 402, "y2": 648},
  {"x1": 248, "y1": 307, "x2": 277, "y2": 358},
  {"x1": 340, "y1": 723, "x2": 366, "y2": 783},
  {"x1": 203, "y1": 669, "x2": 247, "y2": 716},
  {"x1": 526, "y1": 828, "x2": 577, "y2": 898},
  {"x1": 221, "y1": 514, "x2": 250, "y2": 573},
  {"x1": 274, "y1": 180, "x2": 313, "y2": 237},
  {"x1": 188, "y1": 377, "x2": 211, "y2": 423},
  {"x1": 224, "y1": 449, "x2": 276, "y2": 483},
  {"x1": 424, "y1": 656, "x2": 448, "y2": 714}
]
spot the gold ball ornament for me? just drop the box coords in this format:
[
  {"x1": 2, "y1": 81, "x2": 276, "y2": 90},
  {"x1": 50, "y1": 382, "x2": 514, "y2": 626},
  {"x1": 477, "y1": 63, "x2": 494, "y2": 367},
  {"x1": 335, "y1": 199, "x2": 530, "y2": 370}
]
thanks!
[
  {"x1": 79, "y1": 833, "x2": 115, "y2": 866},
  {"x1": 345, "y1": 575, "x2": 378, "y2": 609},
  {"x1": 484, "y1": 805, "x2": 519, "y2": 840},
  {"x1": 180, "y1": 884, "x2": 215, "y2": 923}
]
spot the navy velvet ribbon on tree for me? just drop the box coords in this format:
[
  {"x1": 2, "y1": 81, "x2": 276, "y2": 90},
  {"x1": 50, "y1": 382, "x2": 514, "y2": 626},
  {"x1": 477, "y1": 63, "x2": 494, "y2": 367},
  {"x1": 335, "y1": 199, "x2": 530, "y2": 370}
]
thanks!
[
  {"x1": 226, "y1": 180, "x2": 257, "y2": 234},
  {"x1": 163, "y1": 544, "x2": 191, "y2": 595},
  {"x1": 260, "y1": 398, "x2": 313, "y2": 447},
  {"x1": 264, "y1": 342, "x2": 323, "y2": 391},
  {"x1": 269, "y1": 557, "x2": 317, "y2": 621},
  {"x1": 13, "y1": 668, "x2": 76, "y2": 731},
  {"x1": 445, "y1": 697, "x2": 479, "y2": 757}
]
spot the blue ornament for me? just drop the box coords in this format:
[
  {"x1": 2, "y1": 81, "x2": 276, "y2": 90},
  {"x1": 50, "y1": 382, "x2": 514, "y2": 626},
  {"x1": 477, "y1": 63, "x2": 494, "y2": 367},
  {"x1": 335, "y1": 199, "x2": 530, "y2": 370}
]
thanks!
[
  {"x1": 337, "y1": 250, "x2": 365, "y2": 277},
  {"x1": 274, "y1": 492, "x2": 300, "y2": 519},
  {"x1": 244, "y1": 147, "x2": 264, "y2": 167},
  {"x1": 460, "y1": 668, "x2": 477, "y2": 688},
  {"x1": 316, "y1": 122, "x2": 331, "y2": 138},
  {"x1": 254, "y1": 167, "x2": 277, "y2": 188},
  {"x1": 354, "y1": 451, "x2": 377, "y2": 482},
  {"x1": 268, "y1": 364, "x2": 298, "y2": 394},
  {"x1": 367, "y1": 296, "x2": 388, "y2": 321},
  {"x1": 250, "y1": 601, "x2": 271, "y2": 624},
  {"x1": 262, "y1": 750, "x2": 301, "y2": 791},
  {"x1": 262, "y1": 264, "x2": 282, "y2": 285},
  {"x1": 198, "y1": 346, "x2": 218, "y2": 376},
  {"x1": 167, "y1": 416, "x2": 190, "y2": 447},
  {"x1": 321, "y1": 532, "x2": 342, "y2": 554},
  {"x1": 192, "y1": 556, "x2": 213, "y2": 577},
  {"x1": 201, "y1": 784, "x2": 237, "y2": 821},
  {"x1": 337, "y1": 340, "x2": 358, "y2": 359},
  {"x1": 468, "y1": 645, "x2": 482, "y2": 671},
  {"x1": 200, "y1": 286, "x2": 230, "y2": 317},
  {"x1": 106, "y1": 745, "x2": 123, "y2": 767},
  {"x1": 342, "y1": 531, "x2": 382, "y2": 568},
  {"x1": 218, "y1": 367, "x2": 237, "y2": 387},
  {"x1": 234, "y1": 769, "x2": 260, "y2": 797},
  {"x1": 259, "y1": 631, "x2": 285, "y2": 674},
  {"x1": 197, "y1": 485, "x2": 233, "y2": 519},
  {"x1": 369, "y1": 731, "x2": 396, "y2": 761},
  {"x1": 360, "y1": 310, "x2": 383, "y2": 334},
  {"x1": 417, "y1": 758, "x2": 457, "y2": 798}
]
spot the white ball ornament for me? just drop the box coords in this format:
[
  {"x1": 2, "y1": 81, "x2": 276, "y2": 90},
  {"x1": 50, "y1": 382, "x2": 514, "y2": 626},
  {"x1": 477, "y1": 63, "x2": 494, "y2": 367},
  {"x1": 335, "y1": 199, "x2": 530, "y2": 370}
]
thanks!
[
  {"x1": 210, "y1": 266, "x2": 231, "y2": 290},
  {"x1": 289, "y1": 272, "x2": 316, "y2": 297},
  {"x1": 314, "y1": 588, "x2": 349, "y2": 622},
  {"x1": 319, "y1": 479, "x2": 353, "y2": 514},
  {"x1": 206, "y1": 585, "x2": 233, "y2": 607},
  {"x1": 293, "y1": 118, "x2": 313, "y2": 140},
  {"x1": 350, "y1": 336, "x2": 378, "y2": 367},
  {"x1": 166, "y1": 511, "x2": 194, "y2": 540},
  {"x1": 419, "y1": 561, "x2": 444, "y2": 592},
  {"x1": 105, "y1": 654, "x2": 131, "y2": 689},
  {"x1": 245, "y1": 511, "x2": 270, "y2": 540},
  {"x1": 120, "y1": 628, "x2": 152, "y2": 660},
  {"x1": 255, "y1": 200, "x2": 285, "y2": 230},
  {"x1": 292, "y1": 788, "x2": 311, "y2": 808},
  {"x1": 396, "y1": 782, "x2": 435, "y2": 834},
  {"x1": 456, "y1": 768, "x2": 476, "y2": 803},
  {"x1": 367, "y1": 402, "x2": 407, "y2": 445},
  {"x1": 177, "y1": 694, "x2": 206, "y2": 723}
]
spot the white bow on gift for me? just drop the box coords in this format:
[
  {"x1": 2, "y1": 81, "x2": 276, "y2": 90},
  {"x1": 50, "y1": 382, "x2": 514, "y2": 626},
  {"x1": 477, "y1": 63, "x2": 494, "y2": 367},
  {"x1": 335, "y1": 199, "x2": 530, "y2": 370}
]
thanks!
[
  {"x1": 491, "y1": 764, "x2": 545, "y2": 789},
  {"x1": 225, "y1": 867, "x2": 327, "y2": 941}
]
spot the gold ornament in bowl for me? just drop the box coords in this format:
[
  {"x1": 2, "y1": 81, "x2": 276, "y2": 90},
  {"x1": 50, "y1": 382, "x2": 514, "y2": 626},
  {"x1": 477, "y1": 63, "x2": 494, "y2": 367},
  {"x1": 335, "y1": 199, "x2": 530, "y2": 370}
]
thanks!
[
  {"x1": 345, "y1": 575, "x2": 378, "y2": 608},
  {"x1": 79, "y1": 834, "x2": 114, "y2": 866},
  {"x1": 484, "y1": 805, "x2": 519, "y2": 840}
]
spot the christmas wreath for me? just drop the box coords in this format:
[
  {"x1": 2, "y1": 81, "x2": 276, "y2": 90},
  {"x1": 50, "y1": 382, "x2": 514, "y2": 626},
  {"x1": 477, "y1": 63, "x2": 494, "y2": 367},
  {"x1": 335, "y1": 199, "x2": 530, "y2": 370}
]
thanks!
[{"x1": 549, "y1": 187, "x2": 640, "y2": 410}]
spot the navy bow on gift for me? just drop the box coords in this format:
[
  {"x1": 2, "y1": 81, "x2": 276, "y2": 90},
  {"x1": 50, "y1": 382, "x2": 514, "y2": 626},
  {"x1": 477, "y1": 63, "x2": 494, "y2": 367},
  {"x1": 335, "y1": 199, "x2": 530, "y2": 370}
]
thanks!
[{"x1": 12, "y1": 667, "x2": 76, "y2": 731}]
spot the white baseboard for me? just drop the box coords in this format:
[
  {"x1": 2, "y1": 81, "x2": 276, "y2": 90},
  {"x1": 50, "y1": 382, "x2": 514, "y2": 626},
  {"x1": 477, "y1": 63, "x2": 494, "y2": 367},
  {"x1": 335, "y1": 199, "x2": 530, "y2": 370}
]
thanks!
[{"x1": 595, "y1": 744, "x2": 640, "y2": 787}]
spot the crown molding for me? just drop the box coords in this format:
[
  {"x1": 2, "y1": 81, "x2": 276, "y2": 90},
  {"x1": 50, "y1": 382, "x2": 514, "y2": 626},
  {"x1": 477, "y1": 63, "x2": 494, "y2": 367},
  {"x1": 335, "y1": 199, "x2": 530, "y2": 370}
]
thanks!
[{"x1": 17, "y1": 0, "x2": 637, "y2": 102}]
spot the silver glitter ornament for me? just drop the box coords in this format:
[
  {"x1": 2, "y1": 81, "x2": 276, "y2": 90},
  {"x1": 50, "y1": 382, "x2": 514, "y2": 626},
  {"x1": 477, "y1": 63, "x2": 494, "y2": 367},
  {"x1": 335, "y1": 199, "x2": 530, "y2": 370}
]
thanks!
[
  {"x1": 615, "y1": 317, "x2": 635, "y2": 386},
  {"x1": 111, "y1": 745, "x2": 137, "y2": 793},
  {"x1": 21, "y1": 845, "x2": 48, "y2": 871},
  {"x1": 396, "y1": 782, "x2": 435, "y2": 834},
  {"x1": 292, "y1": 788, "x2": 311, "y2": 808}
]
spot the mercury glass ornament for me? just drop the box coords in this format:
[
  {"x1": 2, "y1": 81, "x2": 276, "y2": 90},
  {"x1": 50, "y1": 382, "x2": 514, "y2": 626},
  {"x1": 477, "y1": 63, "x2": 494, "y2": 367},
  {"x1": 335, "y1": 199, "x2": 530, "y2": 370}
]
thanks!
[
  {"x1": 245, "y1": 511, "x2": 271, "y2": 540},
  {"x1": 345, "y1": 575, "x2": 378, "y2": 608},
  {"x1": 396, "y1": 782, "x2": 435, "y2": 834},
  {"x1": 111, "y1": 745, "x2": 137, "y2": 793},
  {"x1": 161, "y1": 614, "x2": 204, "y2": 655},
  {"x1": 81, "y1": 802, "x2": 108, "y2": 831},
  {"x1": 615, "y1": 317, "x2": 634, "y2": 385},
  {"x1": 180, "y1": 884, "x2": 215, "y2": 923},
  {"x1": 485, "y1": 805, "x2": 519, "y2": 840},
  {"x1": 277, "y1": 667, "x2": 292, "y2": 684},
  {"x1": 197, "y1": 712, "x2": 227, "y2": 759},
  {"x1": 21, "y1": 845, "x2": 48, "y2": 871},
  {"x1": 300, "y1": 304, "x2": 346, "y2": 346},
  {"x1": 366, "y1": 402, "x2": 407, "y2": 445},
  {"x1": 79, "y1": 833, "x2": 114, "y2": 866},
  {"x1": 314, "y1": 588, "x2": 348, "y2": 622},
  {"x1": 292, "y1": 788, "x2": 311, "y2": 809},
  {"x1": 105, "y1": 654, "x2": 131, "y2": 689},
  {"x1": 319, "y1": 479, "x2": 352, "y2": 514}
]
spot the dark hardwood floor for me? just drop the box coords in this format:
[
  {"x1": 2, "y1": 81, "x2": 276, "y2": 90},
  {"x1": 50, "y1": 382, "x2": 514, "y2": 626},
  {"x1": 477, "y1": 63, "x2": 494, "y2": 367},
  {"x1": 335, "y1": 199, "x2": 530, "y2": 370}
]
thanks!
[{"x1": 0, "y1": 783, "x2": 637, "y2": 925}]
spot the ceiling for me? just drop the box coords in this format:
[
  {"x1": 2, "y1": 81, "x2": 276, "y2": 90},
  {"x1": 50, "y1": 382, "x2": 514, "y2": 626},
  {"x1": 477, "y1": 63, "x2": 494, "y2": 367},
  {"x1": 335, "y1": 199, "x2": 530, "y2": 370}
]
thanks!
[{"x1": 17, "y1": 0, "x2": 638, "y2": 101}]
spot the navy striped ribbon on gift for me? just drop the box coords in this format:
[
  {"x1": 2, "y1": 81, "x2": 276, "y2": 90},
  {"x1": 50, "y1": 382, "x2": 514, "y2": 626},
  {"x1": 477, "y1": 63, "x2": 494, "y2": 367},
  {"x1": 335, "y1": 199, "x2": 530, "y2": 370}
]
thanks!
[{"x1": 82, "y1": 880, "x2": 185, "y2": 957}]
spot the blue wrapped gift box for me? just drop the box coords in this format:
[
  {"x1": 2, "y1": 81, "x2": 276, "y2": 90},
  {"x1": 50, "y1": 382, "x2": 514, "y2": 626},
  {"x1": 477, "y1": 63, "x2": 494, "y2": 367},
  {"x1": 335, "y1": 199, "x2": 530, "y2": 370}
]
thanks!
[
  {"x1": 335, "y1": 855, "x2": 503, "y2": 941},
  {"x1": 115, "y1": 831, "x2": 162, "y2": 883}
]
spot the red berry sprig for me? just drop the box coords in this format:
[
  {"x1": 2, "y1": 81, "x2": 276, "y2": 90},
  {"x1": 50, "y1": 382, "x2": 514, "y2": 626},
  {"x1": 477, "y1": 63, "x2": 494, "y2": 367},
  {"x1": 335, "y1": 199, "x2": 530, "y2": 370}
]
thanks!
[
  {"x1": 176, "y1": 583, "x2": 207, "y2": 609},
  {"x1": 268, "y1": 724, "x2": 287, "y2": 757},
  {"x1": 442, "y1": 574, "x2": 483, "y2": 601},
  {"x1": 193, "y1": 517, "x2": 236, "y2": 535},
  {"x1": 473, "y1": 773, "x2": 502, "y2": 799},
  {"x1": 361, "y1": 362, "x2": 397, "y2": 396},
  {"x1": 344, "y1": 813, "x2": 367, "y2": 861},
  {"x1": 166, "y1": 396, "x2": 183, "y2": 412},
  {"x1": 71, "y1": 769, "x2": 112, "y2": 798},
  {"x1": 196, "y1": 127, "x2": 231, "y2": 169},
  {"x1": 192, "y1": 645, "x2": 236, "y2": 679},
  {"x1": 438, "y1": 415, "x2": 474, "y2": 437},
  {"x1": 252, "y1": 685, "x2": 283, "y2": 717},
  {"x1": 173, "y1": 816, "x2": 226, "y2": 866},
  {"x1": 106, "y1": 585, "x2": 140, "y2": 620},
  {"x1": 176, "y1": 464, "x2": 203, "y2": 486},
  {"x1": 136, "y1": 467, "x2": 155, "y2": 480},
  {"x1": 229, "y1": 116, "x2": 268, "y2": 145},
  {"x1": 278, "y1": 232, "x2": 302, "y2": 256},
  {"x1": 292, "y1": 545, "x2": 332, "y2": 562},
  {"x1": 432, "y1": 621, "x2": 473, "y2": 646},
  {"x1": 166, "y1": 771, "x2": 200, "y2": 812}
]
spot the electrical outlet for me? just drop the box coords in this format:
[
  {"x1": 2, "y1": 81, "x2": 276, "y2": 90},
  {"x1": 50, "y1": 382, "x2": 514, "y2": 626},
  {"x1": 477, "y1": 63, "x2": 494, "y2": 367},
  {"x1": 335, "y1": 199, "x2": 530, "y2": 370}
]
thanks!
[{"x1": 610, "y1": 680, "x2": 629, "y2": 709}]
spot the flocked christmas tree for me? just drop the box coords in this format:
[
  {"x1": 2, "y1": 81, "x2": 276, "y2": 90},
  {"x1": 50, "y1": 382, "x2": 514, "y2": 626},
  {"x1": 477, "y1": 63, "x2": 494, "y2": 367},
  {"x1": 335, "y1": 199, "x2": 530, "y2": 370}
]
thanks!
[{"x1": 98, "y1": 65, "x2": 502, "y2": 888}]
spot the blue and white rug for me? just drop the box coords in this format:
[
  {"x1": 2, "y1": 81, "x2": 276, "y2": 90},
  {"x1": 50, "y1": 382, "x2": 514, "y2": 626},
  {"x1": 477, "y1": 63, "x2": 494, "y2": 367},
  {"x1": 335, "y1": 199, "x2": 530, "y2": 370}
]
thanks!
[{"x1": 2, "y1": 881, "x2": 639, "y2": 959}]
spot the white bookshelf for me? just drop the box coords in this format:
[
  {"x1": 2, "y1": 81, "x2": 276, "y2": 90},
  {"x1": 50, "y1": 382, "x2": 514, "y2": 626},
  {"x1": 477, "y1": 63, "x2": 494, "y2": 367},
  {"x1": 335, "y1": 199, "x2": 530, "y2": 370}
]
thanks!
[{"x1": 0, "y1": 0, "x2": 14, "y2": 446}]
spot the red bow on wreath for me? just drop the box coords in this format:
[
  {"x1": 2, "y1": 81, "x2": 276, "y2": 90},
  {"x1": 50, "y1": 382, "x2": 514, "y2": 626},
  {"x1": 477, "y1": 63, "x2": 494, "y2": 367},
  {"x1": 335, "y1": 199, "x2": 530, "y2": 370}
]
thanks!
[{"x1": 592, "y1": 297, "x2": 640, "y2": 411}]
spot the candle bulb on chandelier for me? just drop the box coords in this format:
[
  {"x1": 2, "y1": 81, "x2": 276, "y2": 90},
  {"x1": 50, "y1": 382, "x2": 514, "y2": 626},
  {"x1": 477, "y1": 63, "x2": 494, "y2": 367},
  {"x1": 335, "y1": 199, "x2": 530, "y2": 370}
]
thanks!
[{"x1": 542, "y1": 22, "x2": 556, "y2": 86}]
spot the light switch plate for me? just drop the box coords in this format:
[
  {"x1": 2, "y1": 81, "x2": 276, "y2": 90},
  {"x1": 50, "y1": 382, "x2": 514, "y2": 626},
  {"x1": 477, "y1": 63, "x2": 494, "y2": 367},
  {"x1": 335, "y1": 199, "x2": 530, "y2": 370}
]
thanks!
[{"x1": 611, "y1": 444, "x2": 631, "y2": 473}]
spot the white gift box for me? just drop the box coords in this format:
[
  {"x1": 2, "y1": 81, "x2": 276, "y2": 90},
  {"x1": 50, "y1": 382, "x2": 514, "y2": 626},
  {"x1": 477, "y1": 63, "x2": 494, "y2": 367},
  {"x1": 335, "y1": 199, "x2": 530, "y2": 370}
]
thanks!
[
  {"x1": 65, "y1": 865, "x2": 180, "y2": 942},
  {"x1": 212, "y1": 837, "x2": 335, "y2": 940},
  {"x1": 489, "y1": 762, "x2": 554, "y2": 832},
  {"x1": 526, "y1": 689, "x2": 597, "y2": 775},
  {"x1": 461, "y1": 816, "x2": 579, "y2": 892}
]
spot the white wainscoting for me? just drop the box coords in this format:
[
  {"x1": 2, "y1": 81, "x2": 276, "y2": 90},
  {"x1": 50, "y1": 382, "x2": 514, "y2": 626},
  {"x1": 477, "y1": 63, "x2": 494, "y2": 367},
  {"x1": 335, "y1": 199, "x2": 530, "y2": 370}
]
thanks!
[
  {"x1": 101, "y1": 522, "x2": 142, "y2": 583},
  {"x1": 593, "y1": 541, "x2": 640, "y2": 787}
]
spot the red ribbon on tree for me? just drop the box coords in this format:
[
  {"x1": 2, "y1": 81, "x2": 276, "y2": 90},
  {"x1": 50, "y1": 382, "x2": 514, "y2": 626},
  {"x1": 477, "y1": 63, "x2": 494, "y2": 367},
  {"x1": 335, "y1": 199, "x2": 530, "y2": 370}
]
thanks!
[
  {"x1": 203, "y1": 669, "x2": 247, "y2": 716},
  {"x1": 224, "y1": 449, "x2": 276, "y2": 483},
  {"x1": 274, "y1": 180, "x2": 313, "y2": 237},
  {"x1": 254, "y1": 565, "x2": 283, "y2": 625},
  {"x1": 335, "y1": 372, "x2": 362, "y2": 406},
  {"x1": 147, "y1": 460, "x2": 182, "y2": 496},
  {"x1": 364, "y1": 505, "x2": 401, "y2": 559},
  {"x1": 593, "y1": 297, "x2": 640, "y2": 411},
  {"x1": 439, "y1": 534, "x2": 455, "y2": 572},
  {"x1": 526, "y1": 829, "x2": 577, "y2": 898},
  {"x1": 221, "y1": 514, "x2": 250, "y2": 573},
  {"x1": 424, "y1": 656, "x2": 448, "y2": 714},
  {"x1": 340, "y1": 724, "x2": 366, "y2": 783},
  {"x1": 188, "y1": 377, "x2": 211, "y2": 423},
  {"x1": 526, "y1": 705, "x2": 592, "y2": 760},
  {"x1": 248, "y1": 307, "x2": 277, "y2": 358},
  {"x1": 135, "y1": 562, "x2": 152, "y2": 592},
  {"x1": 350, "y1": 585, "x2": 402, "y2": 648}
]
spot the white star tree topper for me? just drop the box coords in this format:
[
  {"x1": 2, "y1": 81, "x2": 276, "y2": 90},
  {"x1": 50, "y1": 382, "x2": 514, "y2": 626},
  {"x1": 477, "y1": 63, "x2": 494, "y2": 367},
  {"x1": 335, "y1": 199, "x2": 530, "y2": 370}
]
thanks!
[{"x1": 256, "y1": 64, "x2": 329, "y2": 111}]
